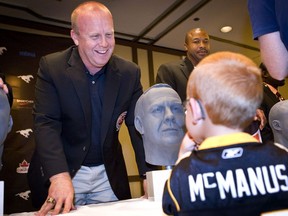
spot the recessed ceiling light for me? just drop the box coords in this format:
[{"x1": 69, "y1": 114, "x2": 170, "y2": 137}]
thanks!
[{"x1": 220, "y1": 26, "x2": 232, "y2": 33}]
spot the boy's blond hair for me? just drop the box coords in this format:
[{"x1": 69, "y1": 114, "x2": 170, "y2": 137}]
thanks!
[{"x1": 187, "y1": 51, "x2": 263, "y2": 129}]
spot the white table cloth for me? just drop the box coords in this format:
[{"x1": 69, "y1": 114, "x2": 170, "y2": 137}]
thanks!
[{"x1": 9, "y1": 198, "x2": 167, "y2": 216}]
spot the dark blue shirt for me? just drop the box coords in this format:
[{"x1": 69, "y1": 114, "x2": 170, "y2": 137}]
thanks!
[
  {"x1": 248, "y1": 0, "x2": 288, "y2": 50},
  {"x1": 82, "y1": 66, "x2": 106, "y2": 166}
]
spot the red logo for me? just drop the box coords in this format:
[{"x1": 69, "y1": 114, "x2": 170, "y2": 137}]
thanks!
[
  {"x1": 16, "y1": 160, "x2": 30, "y2": 174},
  {"x1": 116, "y1": 111, "x2": 127, "y2": 131}
]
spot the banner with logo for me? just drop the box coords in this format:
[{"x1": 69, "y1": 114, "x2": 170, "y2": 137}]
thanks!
[{"x1": 0, "y1": 28, "x2": 73, "y2": 214}]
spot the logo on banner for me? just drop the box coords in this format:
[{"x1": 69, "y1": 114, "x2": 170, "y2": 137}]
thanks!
[
  {"x1": 19, "y1": 50, "x2": 36, "y2": 58},
  {"x1": 0, "y1": 47, "x2": 7, "y2": 56},
  {"x1": 15, "y1": 99, "x2": 34, "y2": 109},
  {"x1": 17, "y1": 75, "x2": 34, "y2": 83},
  {"x1": 15, "y1": 190, "x2": 31, "y2": 200},
  {"x1": 16, "y1": 160, "x2": 30, "y2": 174},
  {"x1": 16, "y1": 129, "x2": 33, "y2": 138}
]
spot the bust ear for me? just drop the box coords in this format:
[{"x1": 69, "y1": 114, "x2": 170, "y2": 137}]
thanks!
[
  {"x1": 271, "y1": 119, "x2": 281, "y2": 131},
  {"x1": 134, "y1": 116, "x2": 144, "y2": 134}
]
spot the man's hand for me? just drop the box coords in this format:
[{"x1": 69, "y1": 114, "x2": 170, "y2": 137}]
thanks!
[
  {"x1": 36, "y1": 172, "x2": 75, "y2": 216},
  {"x1": 255, "y1": 109, "x2": 267, "y2": 130}
]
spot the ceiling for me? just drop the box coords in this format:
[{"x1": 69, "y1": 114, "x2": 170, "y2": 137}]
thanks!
[{"x1": 0, "y1": 0, "x2": 261, "y2": 64}]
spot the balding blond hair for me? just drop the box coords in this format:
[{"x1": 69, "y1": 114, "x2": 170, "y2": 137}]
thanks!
[
  {"x1": 187, "y1": 51, "x2": 263, "y2": 129},
  {"x1": 71, "y1": 1, "x2": 112, "y2": 34}
]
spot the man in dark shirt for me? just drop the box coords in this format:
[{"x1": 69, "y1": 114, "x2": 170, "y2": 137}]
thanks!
[{"x1": 155, "y1": 28, "x2": 210, "y2": 102}]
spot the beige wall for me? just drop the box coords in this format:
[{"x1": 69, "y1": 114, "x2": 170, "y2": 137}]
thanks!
[
  {"x1": 137, "y1": 49, "x2": 150, "y2": 91},
  {"x1": 279, "y1": 79, "x2": 288, "y2": 99}
]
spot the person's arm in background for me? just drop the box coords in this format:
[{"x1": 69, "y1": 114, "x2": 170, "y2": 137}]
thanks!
[
  {"x1": 248, "y1": 0, "x2": 288, "y2": 80},
  {"x1": 259, "y1": 32, "x2": 288, "y2": 80},
  {"x1": 255, "y1": 108, "x2": 266, "y2": 130}
]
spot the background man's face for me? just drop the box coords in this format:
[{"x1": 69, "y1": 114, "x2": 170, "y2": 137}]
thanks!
[{"x1": 185, "y1": 29, "x2": 210, "y2": 64}]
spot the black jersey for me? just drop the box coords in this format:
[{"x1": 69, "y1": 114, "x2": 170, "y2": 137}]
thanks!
[{"x1": 162, "y1": 141, "x2": 288, "y2": 216}]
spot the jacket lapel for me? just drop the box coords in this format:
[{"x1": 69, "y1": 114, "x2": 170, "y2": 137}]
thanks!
[
  {"x1": 181, "y1": 57, "x2": 194, "y2": 80},
  {"x1": 101, "y1": 56, "x2": 121, "y2": 145},
  {"x1": 66, "y1": 47, "x2": 92, "y2": 132}
]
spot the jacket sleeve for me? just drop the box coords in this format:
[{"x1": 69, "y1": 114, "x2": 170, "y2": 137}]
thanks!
[
  {"x1": 33, "y1": 56, "x2": 69, "y2": 180},
  {"x1": 155, "y1": 63, "x2": 177, "y2": 90}
]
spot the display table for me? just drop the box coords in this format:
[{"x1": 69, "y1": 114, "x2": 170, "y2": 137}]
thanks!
[
  {"x1": 9, "y1": 198, "x2": 167, "y2": 216},
  {"x1": 8, "y1": 197, "x2": 288, "y2": 216}
]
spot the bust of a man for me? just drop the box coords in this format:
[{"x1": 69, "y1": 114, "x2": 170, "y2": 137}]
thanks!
[
  {"x1": 134, "y1": 84, "x2": 185, "y2": 166},
  {"x1": 269, "y1": 100, "x2": 288, "y2": 148}
]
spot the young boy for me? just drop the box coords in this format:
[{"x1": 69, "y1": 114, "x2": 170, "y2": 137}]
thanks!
[{"x1": 162, "y1": 52, "x2": 288, "y2": 215}]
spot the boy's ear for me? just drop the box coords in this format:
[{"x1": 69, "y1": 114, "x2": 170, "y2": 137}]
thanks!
[
  {"x1": 8, "y1": 115, "x2": 13, "y2": 133},
  {"x1": 134, "y1": 116, "x2": 144, "y2": 134},
  {"x1": 190, "y1": 98, "x2": 203, "y2": 124}
]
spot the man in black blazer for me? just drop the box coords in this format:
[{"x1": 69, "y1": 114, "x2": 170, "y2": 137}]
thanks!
[
  {"x1": 155, "y1": 28, "x2": 210, "y2": 102},
  {"x1": 28, "y1": 2, "x2": 150, "y2": 215}
]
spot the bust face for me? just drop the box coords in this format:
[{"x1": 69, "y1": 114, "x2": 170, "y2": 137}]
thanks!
[
  {"x1": 269, "y1": 100, "x2": 288, "y2": 145},
  {"x1": 136, "y1": 86, "x2": 185, "y2": 165},
  {"x1": 0, "y1": 89, "x2": 11, "y2": 145}
]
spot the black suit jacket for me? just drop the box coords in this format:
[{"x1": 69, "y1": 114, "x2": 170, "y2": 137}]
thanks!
[
  {"x1": 28, "y1": 46, "x2": 149, "y2": 207},
  {"x1": 155, "y1": 57, "x2": 194, "y2": 102}
]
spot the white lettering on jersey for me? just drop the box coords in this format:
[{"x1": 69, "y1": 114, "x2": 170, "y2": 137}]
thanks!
[
  {"x1": 188, "y1": 174, "x2": 205, "y2": 202},
  {"x1": 216, "y1": 170, "x2": 237, "y2": 199},
  {"x1": 203, "y1": 172, "x2": 217, "y2": 189},
  {"x1": 236, "y1": 169, "x2": 251, "y2": 197},
  {"x1": 263, "y1": 166, "x2": 279, "y2": 193},
  {"x1": 247, "y1": 167, "x2": 266, "y2": 195},
  {"x1": 275, "y1": 164, "x2": 288, "y2": 191},
  {"x1": 188, "y1": 164, "x2": 288, "y2": 202}
]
